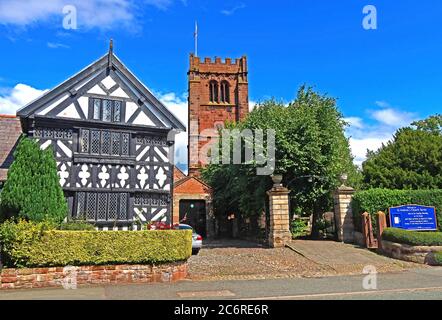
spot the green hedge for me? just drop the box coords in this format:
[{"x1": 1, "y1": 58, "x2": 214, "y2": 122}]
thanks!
[
  {"x1": 352, "y1": 189, "x2": 442, "y2": 232},
  {"x1": 0, "y1": 220, "x2": 192, "y2": 268},
  {"x1": 382, "y1": 228, "x2": 442, "y2": 246},
  {"x1": 435, "y1": 252, "x2": 442, "y2": 265}
]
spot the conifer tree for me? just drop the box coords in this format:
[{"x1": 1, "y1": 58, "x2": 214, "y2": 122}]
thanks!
[{"x1": 0, "y1": 136, "x2": 68, "y2": 223}]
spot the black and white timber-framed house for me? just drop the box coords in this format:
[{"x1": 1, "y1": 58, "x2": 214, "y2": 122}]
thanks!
[{"x1": 16, "y1": 44, "x2": 186, "y2": 230}]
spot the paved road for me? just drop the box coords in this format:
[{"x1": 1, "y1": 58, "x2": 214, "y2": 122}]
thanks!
[{"x1": 1, "y1": 268, "x2": 441, "y2": 300}]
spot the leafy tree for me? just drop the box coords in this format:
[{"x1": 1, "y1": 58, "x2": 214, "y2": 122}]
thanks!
[
  {"x1": 0, "y1": 136, "x2": 68, "y2": 223},
  {"x1": 203, "y1": 86, "x2": 360, "y2": 236},
  {"x1": 362, "y1": 115, "x2": 442, "y2": 189},
  {"x1": 412, "y1": 114, "x2": 442, "y2": 133}
]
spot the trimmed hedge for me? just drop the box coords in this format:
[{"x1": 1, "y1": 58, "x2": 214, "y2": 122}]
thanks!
[
  {"x1": 435, "y1": 252, "x2": 442, "y2": 265},
  {"x1": 0, "y1": 220, "x2": 192, "y2": 268},
  {"x1": 382, "y1": 228, "x2": 442, "y2": 246},
  {"x1": 352, "y1": 189, "x2": 442, "y2": 232}
]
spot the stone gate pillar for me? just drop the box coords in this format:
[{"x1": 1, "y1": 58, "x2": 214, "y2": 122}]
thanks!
[
  {"x1": 267, "y1": 181, "x2": 292, "y2": 248},
  {"x1": 333, "y1": 184, "x2": 355, "y2": 243}
]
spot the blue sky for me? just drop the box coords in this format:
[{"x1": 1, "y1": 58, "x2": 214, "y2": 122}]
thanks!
[{"x1": 0, "y1": 0, "x2": 441, "y2": 166}]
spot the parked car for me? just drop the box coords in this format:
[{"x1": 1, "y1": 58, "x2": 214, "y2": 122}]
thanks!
[{"x1": 173, "y1": 224, "x2": 203, "y2": 255}]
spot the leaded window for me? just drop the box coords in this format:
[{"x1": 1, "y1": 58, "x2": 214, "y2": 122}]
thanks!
[
  {"x1": 79, "y1": 129, "x2": 130, "y2": 157},
  {"x1": 93, "y1": 99, "x2": 101, "y2": 120},
  {"x1": 76, "y1": 192, "x2": 86, "y2": 218},
  {"x1": 101, "y1": 131, "x2": 111, "y2": 155},
  {"x1": 119, "y1": 193, "x2": 128, "y2": 220},
  {"x1": 75, "y1": 192, "x2": 129, "y2": 222},
  {"x1": 108, "y1": 193, "x2": 119, "y2": 220},
  {"x1": 102, "y1": 100, "x2": 112, "y2": 122},
  {"x1": 86, "y1": 193, "x2": 97, "y2": 220},
  {"x1": 111, "y1": 132, "x2": 121, "y2": 156},
  {"x1": 91, "y1": 130, "x2": 100, "y2": 155},
  {"x1": 97, "y1": 193, "x2": 108, "y2": 221},
  {"x1": 134, "y1": 193, "x2": 169, "y2": 207},
  {"x1": 90, "y1": 98, "x2": 123, "y2": 123},
  {"x1": 114, "y1": 101, "x2": 122, "y2": 122},
  {"x1": 80, "y1": 129, "x2": 90, "y2": 153},
  {"x1": 122, "y1": 133, "x2": 130, "y2": 156}
]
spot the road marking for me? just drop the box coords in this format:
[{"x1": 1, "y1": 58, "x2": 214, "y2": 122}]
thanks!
[
  {"x1": 177, "y1": 290, "x2": 236, "y2": 298},
  {"x1": 243, "y1": 286, "x2": 442, "y2": 300}
]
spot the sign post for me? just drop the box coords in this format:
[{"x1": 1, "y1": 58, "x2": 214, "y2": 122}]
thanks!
[{"x1": 389, "y1": 205, "x2": 438, "y2": 231}]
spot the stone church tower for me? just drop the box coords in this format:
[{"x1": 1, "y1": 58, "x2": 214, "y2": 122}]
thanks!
[{"x1": 187, "y1": 54, "x2": 249, "y2": 176}]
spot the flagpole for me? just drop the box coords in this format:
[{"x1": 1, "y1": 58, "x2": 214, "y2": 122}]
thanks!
[{"x1": 194, "y1": 21, "x2": 198, "y2": 57}]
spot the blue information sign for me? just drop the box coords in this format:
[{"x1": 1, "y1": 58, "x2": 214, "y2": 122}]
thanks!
[{"x1": 389, "y1": 205, "x2": 438, "y2": 231}]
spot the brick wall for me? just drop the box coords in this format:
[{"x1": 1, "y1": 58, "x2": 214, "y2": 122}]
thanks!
[{"x1": 0, "y1": 262, "x2": 188, "y2": 290}]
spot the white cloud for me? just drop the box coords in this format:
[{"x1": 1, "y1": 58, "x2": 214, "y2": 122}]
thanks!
[
  {"x1": 375, "y1": 100, "x2": 391, "y2": 108},
  {"x1": 156, "y1": 92, "x2": 188, "y2": 169},
  {"x1": 221, "y1": 3, "x2": 246, "y2": 16},
  {"x1": 345, "y1": 101, "x2": 419, "y2": 167},
  {"x1": 371, "y1": 108, "x2": 416, "y2": 127},
  {"x1": 349, "y1": 137, "x2": 388, "y2": 167},
  {"x1": 249, "y1": 100, "x2": 257, "y2": 112},
  {"x1": 344, "y1": 117, "x2": 364, "y2": 129},
  {"x1": 0, "y1": 83, "x2": 47, "y2": 115},
  {"x1": 47, "y1": 42, "x2": 70, "y2": 49},
  {"x1": 0, "y1": 0, "x2": 139, "y2": 30}
]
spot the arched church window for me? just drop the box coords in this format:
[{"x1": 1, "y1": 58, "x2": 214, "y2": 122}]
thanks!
[
  {"x1": 209, "y1": 80, "x2": 219, "y2": 103},
  {"x1": 220, "y1": 81, "x2": 230, "y2": 103}
]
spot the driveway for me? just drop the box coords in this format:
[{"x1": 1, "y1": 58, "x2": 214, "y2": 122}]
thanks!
[{"x1": 188, "y1": 239, "x2": 423, "y2": 281}]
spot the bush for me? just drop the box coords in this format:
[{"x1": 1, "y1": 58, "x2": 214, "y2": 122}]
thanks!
[
  {"x1": 58, "y1": 221, "x2": 96, "y2": 231},
  {"x1": 435, "y1": 252, "x2": 442, "y2": 265},
  {"x1": 291, "y1": 219, "x2": 309, "y2": 238},
  {"x1": 352, "y1": 189, "x2": 442, "y2": 232},
  {"x1": 0, "y1": 220, "x2": 192, "y2": 268},
  {"x1": 382, "y1": 228, "x2": 442, "y2": 246},
  {"x1": 0, "y1": 136, "x2": 68, "y2": 223}
]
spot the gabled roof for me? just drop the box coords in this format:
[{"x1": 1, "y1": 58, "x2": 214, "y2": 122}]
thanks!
[
  {"x1": 17, "y1": 47, "x2": 186, "y2": 131},
  {"x1": 0, "y1": 115, "x2": 22, "y2": 181},
  {"x1": 173, "y1": 174, "x2": 213, "y2": 194},
  {"x1": 173, "y1": 165, "x2": 187, "y2": 182}
]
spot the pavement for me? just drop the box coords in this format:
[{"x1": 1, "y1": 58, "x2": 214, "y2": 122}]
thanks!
[
  {"x1": 0, "y1": 268, "x2": 441, "y2": 300},
  {"x1": 187, "y1": 239, "x2": 422, "y2": 281},
  {"x1": 0, "y1": 239, "x2": 438, "y2": 300}
]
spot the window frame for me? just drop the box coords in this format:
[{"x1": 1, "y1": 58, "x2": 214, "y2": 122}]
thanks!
[
  {"x1": 79, "y1": 129, "x2": 131, "y2": 157},
  {"x1": 75, "y1": 191, "x2": 129, "y2": 222},
  {"x1": 209, "y1": 80, "x2": 219, "y2": 103},
  {"x1": 220, "y1": 81, "x2": 230, "y2": 104},
  {"x1": 89, "y1": 98, "x2": 124, "y2": 123}
]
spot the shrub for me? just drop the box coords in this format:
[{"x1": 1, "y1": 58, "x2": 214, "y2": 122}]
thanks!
[
  {"x1": 435, "y1": 252, "x2": 442, "y2": 265},
  {"x1": 0, "y1": 220, "x2": 192, "y2": 268},
  {"x1": 352, "y1": 189, "x2": 442, "y2": 232},
  {"x1": 382, "y1": 228, "x2": 442, "y2": 246},
  {"x1": 0, "y1": 136, "x2": 68, "y2": 223},
  {"x1": 291, "y1": 219, "x2": 309, "y2": 238},
  {"x1": 58, "y1": 221, "x2": 96, "y2": 231}
]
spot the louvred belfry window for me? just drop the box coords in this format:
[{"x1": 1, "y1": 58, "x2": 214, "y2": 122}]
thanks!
[
  {"x1": 220, "y1": 81, "x2": 230, "y2": 103},
  {"x1": 209, "y1": 80, "x2": 219, "y2": 103}
]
